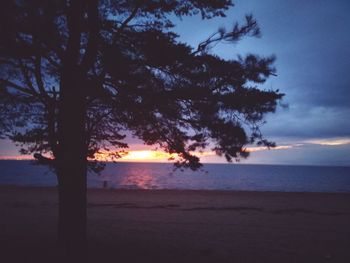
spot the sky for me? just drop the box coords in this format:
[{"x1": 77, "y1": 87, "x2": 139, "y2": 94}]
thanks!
[{"x1": 0, "y1": 0, "x2": 349, "y2": 166}]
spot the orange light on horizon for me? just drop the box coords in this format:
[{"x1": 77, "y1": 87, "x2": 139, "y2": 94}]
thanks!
[
  {"x1": 0, "y1": 150, "x2": 214, "y2": 162},
  {"x1": 1, "y1": 146, "x2": 302, "y2": 162},
  {"x1": 0, "y1": 155, "x2": 34, "y2": 160},
  {"x1": 93, "y1": 150, "x2": 176, "y2": 162},
  {"x1": 121, "y1": 150, "x2": 176, "y2": 161},
  {"x1": 93, "y1": 150, "x2": 216, "y2": 162}
]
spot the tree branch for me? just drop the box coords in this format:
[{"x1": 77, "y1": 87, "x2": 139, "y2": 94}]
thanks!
[
  {"x1": 192, "y1": 15, "x2": 260, "y2": 55},
  {"x1": 34, "y1": 55, "x2": 50, "y2": 101}
]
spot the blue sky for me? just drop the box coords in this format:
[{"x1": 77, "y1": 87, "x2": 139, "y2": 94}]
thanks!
[{"x1": 1, "y1": 0, "x2": 349, "y2": 166}]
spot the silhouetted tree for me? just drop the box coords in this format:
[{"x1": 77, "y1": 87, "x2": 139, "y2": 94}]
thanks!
[{"x1": 0, "y1": 0, "x2": 283, "y2": 259}]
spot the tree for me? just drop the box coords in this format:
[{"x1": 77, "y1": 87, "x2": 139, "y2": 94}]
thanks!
[{"x1": 0, "y1": 0, "x2": 283, "y2": 259}]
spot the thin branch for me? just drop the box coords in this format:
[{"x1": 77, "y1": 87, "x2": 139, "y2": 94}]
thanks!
[
  {"x1": 0, "y1": 78, "x2": 38, "y2": 97},
  {"x1": 18, "y1": 59, "x2": 39, "y2": 95},
  {"x1": 115, "y1": 6, "x2": 139, "y2": 35}
]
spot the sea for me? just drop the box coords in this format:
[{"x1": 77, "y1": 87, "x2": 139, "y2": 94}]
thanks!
[{"x1": 0, "y1": 160, "x2": 349, "y2": 193}]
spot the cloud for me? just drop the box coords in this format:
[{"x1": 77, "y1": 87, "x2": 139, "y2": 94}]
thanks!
[
  {"x1": 261, "y1": 106, "x2": 350, "y2": 139},
  {"x1": 246, "y1": 144, "x2": 302, "y2": 152},
  {"x1": 305, "y1": 138, "x2": 350, "y2": 146}
]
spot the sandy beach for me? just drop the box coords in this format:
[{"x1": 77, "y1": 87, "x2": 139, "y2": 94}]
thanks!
[{"x1": 1, "y1": 186, "x2": 350, "y2": 263}]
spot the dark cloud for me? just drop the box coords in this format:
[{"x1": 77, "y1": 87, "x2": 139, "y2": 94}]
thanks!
[{"x1": 261, "y1": 106, "x2": 350, "y2": 139}]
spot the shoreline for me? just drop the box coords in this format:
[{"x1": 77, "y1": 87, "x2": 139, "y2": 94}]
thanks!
[
  {"x1": 1, "y1": 158, "x2": 350, "y2": 168},
  {"x1": 1, "y1": 184, "x2": 350, "y2": 194},
  {"x1": 1, "y1": 185, "x2": 350, "y2": 262}
]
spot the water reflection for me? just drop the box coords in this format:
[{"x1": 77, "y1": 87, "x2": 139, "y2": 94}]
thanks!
[
  {"x1": 101, "y1": 163, "x2": 170, "y2": 189},
  {"x1": 92, "y1": 162, "x2": 350, "y2": 192},
  {"x1": 118, "y1": 166, "x2": 155, "y2": 189},
  {"x1": 0, "y1": 161, "x2": 349, "y2": 192}
]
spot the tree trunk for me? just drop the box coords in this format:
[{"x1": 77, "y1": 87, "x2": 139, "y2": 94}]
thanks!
[
  {"x1": 57, "y1": 67, "x2": 87, "y2": 259},
  {"x1": 57, "y1": 160, "x2": 87, "y2": 260},
  {"x1": 55, "y1": 1, "x2": 87, "y2": 259}
]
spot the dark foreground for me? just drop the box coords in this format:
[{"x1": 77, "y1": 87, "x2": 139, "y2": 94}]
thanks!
[{"x1": 1, "y1": 186, "x2": 350, "y2": 263}]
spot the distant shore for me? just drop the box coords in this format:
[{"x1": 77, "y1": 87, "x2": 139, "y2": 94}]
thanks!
[{"x1": 1, "y1": 186, "x2": 350, "y2": 262}]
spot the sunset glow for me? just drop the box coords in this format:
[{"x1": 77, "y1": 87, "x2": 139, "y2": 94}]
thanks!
[
  {"x1": 93, "y1": 150, "x2": 216, "y2": 162},
  {"x1": 0, "y1": 155, "x2": 34, "y2": 160},
  {"x1": 93, "y1": 150, "x2": 178, "y2": 162},
  {"x1": 121, "y1": 150, "x2": 176, "y2": 161},
  {"x1": 0, "y1": 139, "x2": 348, "y2": 163},
  {"x1": 0, "y1": 145, "x2": 303, "y2": 162}
]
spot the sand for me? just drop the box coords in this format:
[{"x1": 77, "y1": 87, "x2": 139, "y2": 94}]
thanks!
[{"x1": 0, "y1": 186, "x2": 350, "y2": 263}]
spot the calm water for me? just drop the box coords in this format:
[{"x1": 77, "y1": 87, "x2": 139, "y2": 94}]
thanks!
[{"x1": 0, "y1": 160, "x2": 349, "y2": 193}]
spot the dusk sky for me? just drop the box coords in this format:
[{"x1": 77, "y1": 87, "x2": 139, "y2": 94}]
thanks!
[{"x1": 1, "y1": 0, "x2": 349, "y2": 166}]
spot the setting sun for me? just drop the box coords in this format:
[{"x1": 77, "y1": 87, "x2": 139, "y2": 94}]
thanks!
[
  {"x1": 93, "y1": 150, "x2": 177, "y2": 162},
  {"x1": 93, "y1": 150, "x2": 216, "y2": 162},
  {"x1": 122, "y1": 150, "x2": 175, "y2": 162}
]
